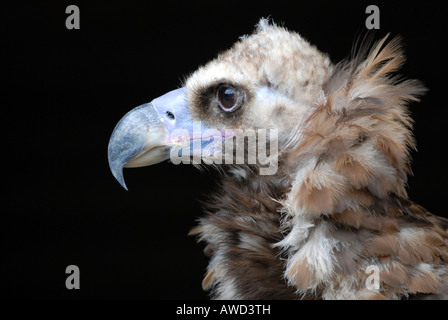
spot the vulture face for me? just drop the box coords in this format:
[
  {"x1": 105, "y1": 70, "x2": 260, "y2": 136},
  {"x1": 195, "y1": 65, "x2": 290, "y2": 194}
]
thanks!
[
  {"x1": 108, "y1": 19, "x2": 332, "y2": 188},
  {"x1": 108, "y1": 19, "x2": 448, "y2": 300}
]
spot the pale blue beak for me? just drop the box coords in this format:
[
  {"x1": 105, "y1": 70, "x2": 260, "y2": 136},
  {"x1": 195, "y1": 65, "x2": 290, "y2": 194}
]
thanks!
[{"x1": 107, "y1": 87, "x2": 222, "y2": 190}]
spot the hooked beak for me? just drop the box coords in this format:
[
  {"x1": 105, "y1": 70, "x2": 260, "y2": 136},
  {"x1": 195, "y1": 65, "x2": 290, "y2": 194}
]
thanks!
[
  {"x1": 107, "y1": 88, "x2": 186, "y2": 190},
  {"x1": 108, "y1": 87, "x2": 226, "y2": 190}
]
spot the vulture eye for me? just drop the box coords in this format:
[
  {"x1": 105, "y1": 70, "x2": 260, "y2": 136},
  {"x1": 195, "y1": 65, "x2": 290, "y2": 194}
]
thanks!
[{"x1": 217, "y1": 85, "x2": 243, "y2": 112}]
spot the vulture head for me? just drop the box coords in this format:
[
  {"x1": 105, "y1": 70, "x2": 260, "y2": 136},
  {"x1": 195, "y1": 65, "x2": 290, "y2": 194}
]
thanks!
[{"x1": 108, "y1": 19, "x2": 448, "y2": 299}]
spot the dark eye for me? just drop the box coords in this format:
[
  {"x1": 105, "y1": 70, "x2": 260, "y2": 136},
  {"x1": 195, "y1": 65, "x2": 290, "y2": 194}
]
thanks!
[{"x1": 217, "y1": 85, "x2": 243, "y2": 112}]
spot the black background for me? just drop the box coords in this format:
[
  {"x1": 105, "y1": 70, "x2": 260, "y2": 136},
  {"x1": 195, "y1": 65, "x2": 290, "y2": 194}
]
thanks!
[{"x1": 3, "y1": 1, "x2": 448, "y2": 299}]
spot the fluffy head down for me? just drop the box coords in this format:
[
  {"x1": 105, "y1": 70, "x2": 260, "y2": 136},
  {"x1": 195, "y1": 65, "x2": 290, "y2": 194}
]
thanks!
[
  {"x1": 185, "y1": 19, "x2": 332, "y2": 134},
  {"x1": 187, "y1": 20, "x2": 448, "y2": 299}
]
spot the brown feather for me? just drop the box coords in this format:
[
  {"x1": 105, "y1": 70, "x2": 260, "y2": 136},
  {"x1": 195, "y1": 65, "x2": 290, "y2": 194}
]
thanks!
[
  {"x1": 407, "y1": 273, "x2": 439, "y2": 294},
  {"x1": 366, "y1": 234, "x2": 399, "y2": 257},
  {"x1": 358, "y1": 289, "x2": 390, "y2": 300},
  {"x1": 202, "y1": 268, "x2": 216, "y2": 291},
  {"x1": 288, "y1": 258, "x2": 311, "y2": 291},
  {"x1": 380, "y1": 263, "x2": 409, "y2": 287}
]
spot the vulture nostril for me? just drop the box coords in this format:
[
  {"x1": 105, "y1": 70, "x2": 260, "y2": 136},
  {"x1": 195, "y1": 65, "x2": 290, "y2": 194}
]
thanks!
[{"x1": 166, "y1": 111, "x2": 175, "y2": 120}]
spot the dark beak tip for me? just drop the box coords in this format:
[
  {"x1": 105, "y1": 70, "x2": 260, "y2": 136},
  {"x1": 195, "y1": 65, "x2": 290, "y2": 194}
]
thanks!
[
  {"x1": 113, "y1": 169, "x2": 129, "y2": 191},
  {"x1": 109, "y1": 163, "x2": 129, "y2": 191},
  {"x1": 108, "y1": 145, "x2": 129, "y2": 191},
  {"x1": 119, "y1": 181, "x2": 129, "y2": 191}
]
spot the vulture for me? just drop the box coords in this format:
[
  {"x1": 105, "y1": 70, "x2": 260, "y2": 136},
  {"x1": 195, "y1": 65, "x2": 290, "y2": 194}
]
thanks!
[{"x1": 108, "y1": 19, "x2": 448, "y2": 299}]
